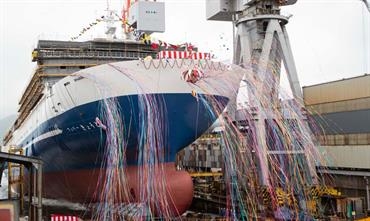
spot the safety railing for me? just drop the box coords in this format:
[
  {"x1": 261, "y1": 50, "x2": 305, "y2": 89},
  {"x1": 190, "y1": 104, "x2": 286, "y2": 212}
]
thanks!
[{"x1": 38, "y1": 50, "x2": 154, "y2": 60}]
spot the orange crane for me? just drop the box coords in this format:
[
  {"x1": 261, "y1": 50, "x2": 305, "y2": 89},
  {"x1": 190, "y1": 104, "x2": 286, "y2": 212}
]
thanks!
[{"x1": 122, "y1": 0, "x2": 133, "y2": 33}]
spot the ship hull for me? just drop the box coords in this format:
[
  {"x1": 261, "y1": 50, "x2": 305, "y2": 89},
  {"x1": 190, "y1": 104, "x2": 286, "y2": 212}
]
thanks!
[
  {"x1": 23, "y1": 93, "x2": 228, "y2": 170},
  {"x1": 41, "y1": 162, "x2": 193, "y2": 216},
  {"x1": 21, "y1": 93, "x2": 226, "y2": 216},
  {"x1": 9, "y1": 59, "x2": 245, "y2": 216}
]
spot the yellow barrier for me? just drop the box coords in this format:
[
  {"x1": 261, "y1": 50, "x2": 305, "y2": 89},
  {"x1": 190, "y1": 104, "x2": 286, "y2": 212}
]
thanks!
[
  {"x1": 356, "y1": 218, "x2": 370, "y2": 221},
  {"x1": 189, "y1": 172, "x2": 223, "y2": 177}
]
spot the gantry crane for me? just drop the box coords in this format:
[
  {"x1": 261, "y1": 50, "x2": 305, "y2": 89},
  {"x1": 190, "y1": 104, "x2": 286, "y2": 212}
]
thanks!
[{"x1": 206, "y1": 0, "x2": 319, "y2": 212}]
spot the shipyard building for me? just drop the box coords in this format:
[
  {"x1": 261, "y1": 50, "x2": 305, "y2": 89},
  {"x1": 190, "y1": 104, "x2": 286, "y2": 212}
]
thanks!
[
  {"x1": 176, "y1": 74, "x2": 370, "y2": 218},
  {"x1": 304, "y1": 74, "x2": 370, "y2": 216}
]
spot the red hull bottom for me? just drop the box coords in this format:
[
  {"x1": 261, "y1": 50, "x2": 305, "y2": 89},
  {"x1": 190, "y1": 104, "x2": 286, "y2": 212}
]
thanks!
[{"x1": 41, "y1": 163, "x2": 193, "y2": 216}]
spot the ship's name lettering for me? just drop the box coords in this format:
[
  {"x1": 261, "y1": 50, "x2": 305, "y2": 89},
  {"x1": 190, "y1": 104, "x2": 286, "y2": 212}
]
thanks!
[
  {"x1": 145, "y1": 10, "x2": 157, "y2": 14},
  {"x1": 66, "y1": 121, "x2": 97, "y2": 133}
]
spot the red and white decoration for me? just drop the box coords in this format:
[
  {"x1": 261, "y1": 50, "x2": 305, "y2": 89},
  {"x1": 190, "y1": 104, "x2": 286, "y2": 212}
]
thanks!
[
  {"x1": 157, "y1": 51, "x2": 211, "y2": 60},
  {"x1": 50, "y1": 214, "x2": 81, "y2": 221},
  {"x1": 182, "y1": 68, "x2": 204, "y2": 83}
]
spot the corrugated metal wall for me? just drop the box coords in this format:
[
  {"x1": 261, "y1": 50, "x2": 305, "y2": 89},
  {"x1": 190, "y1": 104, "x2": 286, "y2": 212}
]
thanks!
[
  {"x1": 318, "y1": 133, "x2": 370, "y2": 146},
  {"x1": 304, "y1": 74, "x2": 370, "y2": 170},
  {"x1": 319, "y1": 145, "x2": 370, "y2": 169},
  {"x1": 303, "y1": 74, "x2": 370, "y2": 105},
  {"x1": 312, "y1": 109, "x2": 370, "y2": 134},
  {"x1": 304, "y1": 74, "x2": 370, "y2": 146},
  {"x1": 306, "y1": 97, "x2": 370, "y2": 114}
]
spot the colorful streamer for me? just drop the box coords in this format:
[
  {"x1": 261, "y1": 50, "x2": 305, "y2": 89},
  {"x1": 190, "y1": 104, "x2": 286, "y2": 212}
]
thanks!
[{"x1": 75, "y1": 56, "x2": 330, "y2": 220}]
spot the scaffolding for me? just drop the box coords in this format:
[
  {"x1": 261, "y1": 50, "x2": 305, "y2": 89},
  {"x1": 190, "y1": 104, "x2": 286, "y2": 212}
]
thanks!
[
  {"x1": 3, "y1": 39, "x2": 159, "y2": 146},
  {"x1": 0, "y1": 149, "x2": 43, "y2": 221},
  {"x1": 7, "y1": 146, "x2": 25, "y2": 212}
]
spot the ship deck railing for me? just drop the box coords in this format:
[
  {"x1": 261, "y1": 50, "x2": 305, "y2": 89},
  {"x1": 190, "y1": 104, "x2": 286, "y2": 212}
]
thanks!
[{"x1": 38, "y1": 50, "x2": 154, "y2": 60}]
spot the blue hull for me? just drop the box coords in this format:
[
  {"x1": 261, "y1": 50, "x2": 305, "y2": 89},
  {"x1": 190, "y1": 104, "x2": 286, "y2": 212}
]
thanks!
[{"x1": 22, "y1": 93, "x2": 228, "y2": 172}]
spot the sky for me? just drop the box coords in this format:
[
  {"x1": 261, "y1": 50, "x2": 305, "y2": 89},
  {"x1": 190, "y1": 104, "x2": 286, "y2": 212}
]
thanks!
[{"x1": 0, "y1": 0, "x2": 369, "y2": 119}]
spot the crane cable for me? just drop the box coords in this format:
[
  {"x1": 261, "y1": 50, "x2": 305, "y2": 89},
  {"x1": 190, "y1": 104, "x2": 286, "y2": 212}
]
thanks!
[{"x1": 360, "y1": 0, "x2": 370, "y2": 12}]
